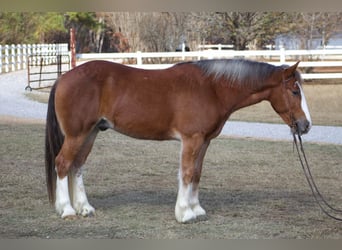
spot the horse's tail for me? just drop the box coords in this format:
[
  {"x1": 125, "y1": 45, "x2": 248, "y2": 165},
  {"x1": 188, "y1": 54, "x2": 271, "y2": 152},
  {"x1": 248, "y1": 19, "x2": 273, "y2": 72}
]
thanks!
[{"x1": 45, "y1": 80, "x2": 64, "y2": 204}]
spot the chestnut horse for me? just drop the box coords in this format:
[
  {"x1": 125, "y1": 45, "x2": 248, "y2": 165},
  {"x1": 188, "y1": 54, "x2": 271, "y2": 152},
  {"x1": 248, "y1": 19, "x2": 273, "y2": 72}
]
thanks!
[{"x1": 45, "y1": 59, "x2": 311, "y2": 223}]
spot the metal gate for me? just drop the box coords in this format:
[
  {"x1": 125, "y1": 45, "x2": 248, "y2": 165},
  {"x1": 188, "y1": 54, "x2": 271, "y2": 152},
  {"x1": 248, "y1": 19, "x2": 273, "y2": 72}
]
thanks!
[{"x1": 26, "y1": 52, "x2": 70, "y2": 91}]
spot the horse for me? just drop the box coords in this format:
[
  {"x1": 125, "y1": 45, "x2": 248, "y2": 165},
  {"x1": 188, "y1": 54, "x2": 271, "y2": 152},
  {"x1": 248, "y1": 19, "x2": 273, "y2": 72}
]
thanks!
[{"x1": 45, "y1": 58, "x2": 312, "y2": 223}]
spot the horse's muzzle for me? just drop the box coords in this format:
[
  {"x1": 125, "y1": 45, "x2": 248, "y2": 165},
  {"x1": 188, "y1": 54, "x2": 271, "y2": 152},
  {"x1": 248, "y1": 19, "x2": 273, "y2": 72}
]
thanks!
[{"x1": 292, "y1": 118, "x2": 311, "y2": 135}]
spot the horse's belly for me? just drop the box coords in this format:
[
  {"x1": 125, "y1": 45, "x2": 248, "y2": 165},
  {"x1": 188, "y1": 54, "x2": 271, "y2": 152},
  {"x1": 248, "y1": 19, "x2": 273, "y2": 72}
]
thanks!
[{"x1": 110, "y1": 110, "x2": 174, "y2": 141}]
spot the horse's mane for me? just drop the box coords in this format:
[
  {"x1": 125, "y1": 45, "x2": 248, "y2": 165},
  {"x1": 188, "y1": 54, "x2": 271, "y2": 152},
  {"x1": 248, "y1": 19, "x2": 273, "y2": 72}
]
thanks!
[{"x1": 189, "y1": 59, "x2": 279, "y2": 90}]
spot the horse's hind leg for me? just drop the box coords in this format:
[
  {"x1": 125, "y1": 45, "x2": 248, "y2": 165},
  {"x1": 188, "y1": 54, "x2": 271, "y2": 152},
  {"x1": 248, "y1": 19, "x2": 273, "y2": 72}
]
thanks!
[
  {"x1": 70, "y1": 130, "x2": 99, "y2": 217},
  {"x1": 55, "y1": 174, "x2": 76, "y2": 219},
  {"x1": 55, "y1": 130, "x2": 97, "y2": 219},
  {"x1": 71, "y1": 166, "x2": 95, "y2": 217}
]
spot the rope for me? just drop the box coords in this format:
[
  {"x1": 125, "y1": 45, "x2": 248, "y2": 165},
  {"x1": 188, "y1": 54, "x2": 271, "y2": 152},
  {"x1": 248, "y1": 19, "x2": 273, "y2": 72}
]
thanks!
[
  {"x1": 293, "y1": 133, "x2": 342, "y2": 221},
  {"x1": 281, "y1": 69, "x2": 342, "y2": 221}
]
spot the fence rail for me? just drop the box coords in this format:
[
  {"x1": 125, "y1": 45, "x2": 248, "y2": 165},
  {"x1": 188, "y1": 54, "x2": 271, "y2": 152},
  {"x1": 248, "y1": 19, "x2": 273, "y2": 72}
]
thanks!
[
  {"x1": 0, "y1": 43, "x2": 69, "y2": 74},
  {"x1": 2, "y1": 43, "x2": 342, "y2": 80},
  {"x1": 77, "y1": 48, "x2": 342, "y2": 80}
]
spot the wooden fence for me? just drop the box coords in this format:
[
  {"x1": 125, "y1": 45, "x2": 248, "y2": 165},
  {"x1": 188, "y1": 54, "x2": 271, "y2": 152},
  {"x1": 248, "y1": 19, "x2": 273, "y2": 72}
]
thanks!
[{"x1": 0, "y1": 43, "x2": 69, "y2": 74}]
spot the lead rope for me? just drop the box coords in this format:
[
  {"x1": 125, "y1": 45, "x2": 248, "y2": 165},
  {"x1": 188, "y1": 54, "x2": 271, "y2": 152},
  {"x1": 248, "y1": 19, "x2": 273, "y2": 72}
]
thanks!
[
  {"x1": 282, "y1": 72, "x2": 342, "y2": 220},
  {"x1": 293, "y1": 133, "x2": 342, "y2": 221}
]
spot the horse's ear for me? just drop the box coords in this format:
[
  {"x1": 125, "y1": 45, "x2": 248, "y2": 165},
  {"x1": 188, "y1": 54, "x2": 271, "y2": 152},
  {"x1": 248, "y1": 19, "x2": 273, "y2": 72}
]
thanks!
[
  {"x1": 283, "y1": 61, "x2": 300, "y2": 78},
  {"x1": 293, "y1": 61, "x2": 300, "y2": 69}
]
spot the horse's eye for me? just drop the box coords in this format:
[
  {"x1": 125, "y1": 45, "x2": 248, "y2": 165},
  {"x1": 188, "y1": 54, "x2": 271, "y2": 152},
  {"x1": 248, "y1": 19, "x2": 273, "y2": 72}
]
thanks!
[{"x1": 292, "y1": 90, "x2": 300, "y2": 96}]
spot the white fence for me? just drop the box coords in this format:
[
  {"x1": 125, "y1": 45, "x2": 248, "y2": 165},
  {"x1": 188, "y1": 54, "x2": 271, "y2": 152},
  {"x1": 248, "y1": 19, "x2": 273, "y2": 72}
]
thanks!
[
  {"x1": 2, "y1": 43, "x2": 342, "y2": 80},
  {"x1": 0, "y1": 43, "x2": 69, "y2": 74},
  {"x1": 77, "y1": 48, "x2": 342, "y2": 80}
]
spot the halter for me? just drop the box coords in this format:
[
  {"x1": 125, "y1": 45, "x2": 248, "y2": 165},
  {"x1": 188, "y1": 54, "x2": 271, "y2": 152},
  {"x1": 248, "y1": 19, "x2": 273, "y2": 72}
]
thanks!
[{"x1": 281, "y1": 73, "x2": 297, "y2": 131}]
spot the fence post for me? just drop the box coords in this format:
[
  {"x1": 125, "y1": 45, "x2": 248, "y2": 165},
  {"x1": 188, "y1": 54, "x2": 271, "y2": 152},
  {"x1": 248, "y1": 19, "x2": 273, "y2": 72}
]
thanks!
[
  {"x1": 280, "y1": 47, "x2": 286, "y2": 64},
  {"x1": 137, "y1": 51, "x2": 142, "y2": 65},
  {"x1": 23, "y1": 44, "x2": 27, "y2": 69},
  {"x1": 5, "y1": 45, "x2": 9, "y2": 72},
  {"x1": 17, "y1": 44, "x2": 22, "y2": 70},
  {"x1": 47, "y1": 44, "x2": 51, "y2": 64},
  {"x1": 32, "y1": 44, "x2": 36, "y2": 66},
  {"x1": 37, "y1": 44, "x2": 41, "y2": 65},
  {"x1": 11, "y1": 44, "x2": 16, "y2": 71},
  {"x1": 70, "y1": 28, "x2": 76, "y2": 68}
]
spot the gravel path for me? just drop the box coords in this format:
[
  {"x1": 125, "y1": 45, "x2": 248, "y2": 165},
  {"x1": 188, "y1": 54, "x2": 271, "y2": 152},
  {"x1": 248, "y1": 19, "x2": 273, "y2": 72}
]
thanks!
[
  {"x1": 1, "y1": 69, "x2": 341, "y2": 145},
  {"x1": 0, "y1": 70, "x2": 47, "y2": 119},
  {"x1": 222, "y1": 121, "x2": 342, "y2": 145}
]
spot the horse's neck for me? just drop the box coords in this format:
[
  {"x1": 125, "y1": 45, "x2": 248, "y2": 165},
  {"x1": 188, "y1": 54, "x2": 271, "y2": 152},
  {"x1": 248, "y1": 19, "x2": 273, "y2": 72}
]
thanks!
[
  {"x1": 238, "y1": 88, "x2": 272, "y2": 110},
  {"x1": 216, "y1": 84, "x2": 273, "y2": 115}
]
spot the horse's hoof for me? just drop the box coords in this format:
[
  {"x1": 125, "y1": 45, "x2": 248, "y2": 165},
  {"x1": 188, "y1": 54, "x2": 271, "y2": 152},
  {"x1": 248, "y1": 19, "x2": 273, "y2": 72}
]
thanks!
[
  {"x1": 83, "y1": 211, "x2": 95, "y2": 218},
  {"x1": 175, "y1": 207, "x2": 197, "y2": 223},
  {"x1": 192, "y1": 204, "x2": 206, "y2": 217},
  {"x1": 63, "y1": 214, "x2": 78, "y2": 220},
  {"x1": 60, "y1": 205, "x2": 77, "y2": 220},
  {"x1": 79, "y1": 205, "x2": 95, "y2": 217}
]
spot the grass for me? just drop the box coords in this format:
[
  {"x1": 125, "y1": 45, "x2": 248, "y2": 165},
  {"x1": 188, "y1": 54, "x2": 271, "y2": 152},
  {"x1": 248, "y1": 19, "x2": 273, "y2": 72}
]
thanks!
[{"x1": 0, "y1": 120, "x2": 341, "y2": 239}]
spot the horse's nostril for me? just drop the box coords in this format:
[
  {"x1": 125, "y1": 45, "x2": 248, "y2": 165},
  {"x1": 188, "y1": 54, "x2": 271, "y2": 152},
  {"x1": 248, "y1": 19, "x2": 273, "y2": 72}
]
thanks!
[
  {"x1": 302, "y1": 120, "x2": 311, "y2": 134},
  {"x1": 295, "y1": 119, "x2": 311, "y2": 135},
  {"x1": 305, "y1": 120, "x2": 311, "y2": 131}
]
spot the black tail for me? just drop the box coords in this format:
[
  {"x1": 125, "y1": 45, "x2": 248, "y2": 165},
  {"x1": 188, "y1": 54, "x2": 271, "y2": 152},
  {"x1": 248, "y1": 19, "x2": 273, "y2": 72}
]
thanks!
[{"x1": 45, "y1": 81, "x2": 64, "y2": 204}]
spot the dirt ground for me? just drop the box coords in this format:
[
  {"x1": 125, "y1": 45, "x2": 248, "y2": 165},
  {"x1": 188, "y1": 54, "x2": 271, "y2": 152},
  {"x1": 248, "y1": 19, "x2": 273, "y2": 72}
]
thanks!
[{"x1": 0, "y1": 118, "x2": 341, "y2": 239}]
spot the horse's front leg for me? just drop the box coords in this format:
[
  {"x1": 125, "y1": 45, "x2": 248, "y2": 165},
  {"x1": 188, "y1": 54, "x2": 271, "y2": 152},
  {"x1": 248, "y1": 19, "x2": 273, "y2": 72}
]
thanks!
[
  {"x1": 189, "y1": 141, "x2": 210, "y2": 218},
  {"x1": 175, "y1": 135, "x2": 208, "y2": 223}
]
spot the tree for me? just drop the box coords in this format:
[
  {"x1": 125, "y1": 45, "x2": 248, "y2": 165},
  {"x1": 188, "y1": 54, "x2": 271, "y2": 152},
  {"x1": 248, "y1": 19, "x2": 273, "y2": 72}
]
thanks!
[
  {"x1": 34, "y1": 13, "x2": 68, "y2": 43},
  {"x1": 138, "y1": 13, "x2": 188, "y2": 52},
  {"x1": 1, "y1": 12, "x2": 341, "y2": 53},
  {"x1": 99, "y1": 12, "x2": 192, "y2": 52},
  {"x1": 0, "y1": 13, "x2": 38, "y2": 44},
  {"x1": 212, "y1": 12, "x2": 288, "y2": 50},
  {"x1": 98, "y1": 12, "x2": 143, "y2": 52},
  {"x1": 64, "y1": 12, "x2": 105, "y2": 53},
  {"x1": 288, "y1": 13, "x2": 342, "y2": 49},
  {"x1": 0, "y1": 12, "x2": 69, "y2": 44}
]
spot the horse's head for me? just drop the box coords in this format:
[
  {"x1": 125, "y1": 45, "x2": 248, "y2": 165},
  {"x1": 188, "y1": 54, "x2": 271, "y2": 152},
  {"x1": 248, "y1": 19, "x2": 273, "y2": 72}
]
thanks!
[{"x1": 269, "y1": 61, "x2": 312, "y2": 135}]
